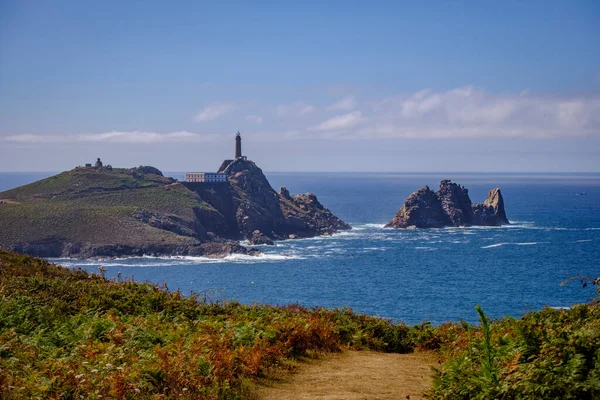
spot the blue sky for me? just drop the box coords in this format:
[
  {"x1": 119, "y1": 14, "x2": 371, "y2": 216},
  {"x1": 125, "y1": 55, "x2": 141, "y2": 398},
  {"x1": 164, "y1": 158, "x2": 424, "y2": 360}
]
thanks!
[{"x1": 1, "y1": 0, "x2": 599, "y2": 172}]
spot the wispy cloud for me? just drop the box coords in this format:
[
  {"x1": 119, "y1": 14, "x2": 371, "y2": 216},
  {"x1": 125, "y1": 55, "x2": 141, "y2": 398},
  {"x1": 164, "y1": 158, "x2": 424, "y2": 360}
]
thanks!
[
  {"x1": 276, "y1": 101, "x2": 315, "y2": 117},
  {"x1": 194, "y1": 102, "x2": 236, "y2": 122},
  {"x1": 245, "y1": 114, "x2": 263, "y2": 124},
  {"x1": 3, "y1": 131, "x2": 216, "y2": 144},
  {"x1": 78, "y1": 131, "x2": 214, "y2": 143},
  {"x1": 3, "y1": 134, "x2": 67, "y2": 143},
  {"x1": 327, "y1": 95, "x2": 357, "y2": 111},
  {"x1": 315, "y1": 111, "x2": 363, "y2": 131}
]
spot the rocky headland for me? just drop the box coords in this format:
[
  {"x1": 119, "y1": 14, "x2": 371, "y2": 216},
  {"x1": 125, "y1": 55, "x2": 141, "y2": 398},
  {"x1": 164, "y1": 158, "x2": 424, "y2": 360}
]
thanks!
[
  {"x1": 385, "y1": 180, "x2": 508, "y2": 229},
  {"x1": 0, "y1": 160, "x2": 350, "y2": 258}
]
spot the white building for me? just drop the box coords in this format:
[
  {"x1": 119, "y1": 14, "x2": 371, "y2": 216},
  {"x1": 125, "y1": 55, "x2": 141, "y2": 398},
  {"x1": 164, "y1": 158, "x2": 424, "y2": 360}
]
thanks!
[{"x1": 185, "y1": 172, "x2": 227, "y2": 183}]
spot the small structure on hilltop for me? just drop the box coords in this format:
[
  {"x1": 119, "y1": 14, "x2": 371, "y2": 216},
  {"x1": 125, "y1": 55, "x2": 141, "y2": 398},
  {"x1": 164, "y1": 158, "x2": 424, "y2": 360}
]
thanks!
[
  {"x1": 235, "y1": 131, "x2": 247, "y2": 160},
  {"x1": 217, "y1": 131, "x2": 248, "y2": 173},
  {"x1": 95, "y1": 158, "x2": 103, "y2": 168}
]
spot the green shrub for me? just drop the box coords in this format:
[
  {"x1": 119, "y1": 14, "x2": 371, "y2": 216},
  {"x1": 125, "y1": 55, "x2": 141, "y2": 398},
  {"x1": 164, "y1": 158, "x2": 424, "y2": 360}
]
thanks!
[{"x1": 429, "y1": 299, "x2": 600, "y2": 399}]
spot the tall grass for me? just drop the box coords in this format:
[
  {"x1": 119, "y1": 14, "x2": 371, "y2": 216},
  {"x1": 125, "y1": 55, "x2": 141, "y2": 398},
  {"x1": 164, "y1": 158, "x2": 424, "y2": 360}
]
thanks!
[{"x1": 475, "y1": 304, "x2": 499, "y2": 387}]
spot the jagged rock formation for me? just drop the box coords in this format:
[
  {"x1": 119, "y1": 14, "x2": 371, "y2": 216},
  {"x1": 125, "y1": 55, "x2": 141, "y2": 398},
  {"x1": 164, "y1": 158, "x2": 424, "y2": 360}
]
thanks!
[
  {"x1": 187, "y1": 158, "x2": 351, "y2": 244},
  {"x1": 0, "y1": 160, "x2": 349, "y2": 258},
  {"x1": 385, "y1": 186, "x2": 449, "y2": 229},
  {"x1": 385, "y1": 180, "x2": 509, "y2": 229},
  {"x1": 279, "y1": 190, "x2": 351, "y2": 238}
]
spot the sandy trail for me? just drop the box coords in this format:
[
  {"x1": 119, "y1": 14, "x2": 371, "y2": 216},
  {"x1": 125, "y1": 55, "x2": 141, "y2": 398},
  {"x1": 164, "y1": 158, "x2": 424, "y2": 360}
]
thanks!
[{"x1": 258, "y1": 350, "x2": 437, "y2": 400}]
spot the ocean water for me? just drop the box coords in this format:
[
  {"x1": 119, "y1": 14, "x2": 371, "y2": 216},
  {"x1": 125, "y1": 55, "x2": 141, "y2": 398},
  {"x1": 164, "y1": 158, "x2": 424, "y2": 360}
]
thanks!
[{"x1": 1, "y1": 172, "x2": 599, "y2": 324}]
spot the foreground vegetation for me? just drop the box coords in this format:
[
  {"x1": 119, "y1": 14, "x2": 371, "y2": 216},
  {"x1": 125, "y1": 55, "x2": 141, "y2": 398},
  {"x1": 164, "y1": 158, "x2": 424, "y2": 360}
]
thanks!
[
  {"x1": 0, "y1": 249, "x2": 598, "y2": 399},
  {"x1": 0, "y1": 250, "x2": 416, "y2": 399},
  {"x1": 426, "y1": 279, "x2": 600, "y2": 399}
]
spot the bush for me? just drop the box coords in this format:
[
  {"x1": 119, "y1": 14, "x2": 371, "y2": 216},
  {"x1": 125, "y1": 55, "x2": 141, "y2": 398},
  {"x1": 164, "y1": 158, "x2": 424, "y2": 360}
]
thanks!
[{"x1": 428, "y1": 294, "x2": 600, "y2": 400}]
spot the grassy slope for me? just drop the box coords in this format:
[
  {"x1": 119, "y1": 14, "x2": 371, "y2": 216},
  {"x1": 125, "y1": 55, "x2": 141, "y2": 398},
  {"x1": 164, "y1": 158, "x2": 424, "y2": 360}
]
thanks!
[
  {"x1": 0, "y1": 250, "x2": 414, "y2": 399},
  {"x1": 0, "y1": 168, "x2": 216, "y2": 248}
]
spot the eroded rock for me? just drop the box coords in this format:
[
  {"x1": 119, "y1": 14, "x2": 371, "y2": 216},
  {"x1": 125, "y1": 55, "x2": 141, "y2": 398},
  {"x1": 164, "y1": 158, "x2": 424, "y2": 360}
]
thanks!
[{"x1": 386, "y1": 181, "x2": 508, "y2": 229}]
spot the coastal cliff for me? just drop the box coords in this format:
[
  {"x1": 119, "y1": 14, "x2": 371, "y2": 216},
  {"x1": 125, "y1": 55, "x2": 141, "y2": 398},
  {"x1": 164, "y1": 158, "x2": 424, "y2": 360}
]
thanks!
[
  {"x1": 0, "y1": 162, "x2": 349, "y2": 258},
  {"x1": 385, "y1": 180, "x2": 509, "y2": 229},
  {"x1": 192, "y1": 158, "x2": 351, "y2": 244}
]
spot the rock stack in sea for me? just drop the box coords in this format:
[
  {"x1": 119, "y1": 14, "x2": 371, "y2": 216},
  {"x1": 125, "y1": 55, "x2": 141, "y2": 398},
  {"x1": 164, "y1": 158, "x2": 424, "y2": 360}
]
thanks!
[{"x1": 385, "y1": 180, "x2": 508, "y2": 229}]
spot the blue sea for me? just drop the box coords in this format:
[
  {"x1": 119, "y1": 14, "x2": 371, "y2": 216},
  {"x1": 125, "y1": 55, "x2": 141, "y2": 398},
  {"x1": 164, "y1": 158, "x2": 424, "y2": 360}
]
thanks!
[{"x1": 1, "y1": 172, "x2": 599, "y2": 324}]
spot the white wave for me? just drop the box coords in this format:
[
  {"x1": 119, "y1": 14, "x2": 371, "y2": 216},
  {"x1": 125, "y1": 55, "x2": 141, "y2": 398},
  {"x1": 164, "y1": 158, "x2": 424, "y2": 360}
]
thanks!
[
  {"x1": 223, "y1": 253, "x2": 302, "y2": 262},
  {"x1": 52, "y1": 251, "x2": 304, "y2": 268},
  {"x1": 415, "y1": 246, "x2": 437, "y2": 251},
  {"x1": 575, "y1": 239, "x2": 594, "y2": 243},
  {"x1": 481, "y1": 243, "x2": 506, "y2": 248},
  {"x1": 481, "y1": 242, "x2": 545, "y2": 249},
  {"x1": 350, "y1": 223, "x2": 387, "y2": 230}
]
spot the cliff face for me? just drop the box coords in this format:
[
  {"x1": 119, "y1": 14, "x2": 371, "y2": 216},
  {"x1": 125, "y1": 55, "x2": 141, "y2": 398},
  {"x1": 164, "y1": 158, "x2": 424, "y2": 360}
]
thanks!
[
  {"x1": 186, "y1": 159, "x2": 351, "y2": 244},
  {"x1": 223, "y1": 159, "x2": 287, "y2": 239},
  {"x1": 385, "y1": 180, "x2": 509, "y2": 229}
]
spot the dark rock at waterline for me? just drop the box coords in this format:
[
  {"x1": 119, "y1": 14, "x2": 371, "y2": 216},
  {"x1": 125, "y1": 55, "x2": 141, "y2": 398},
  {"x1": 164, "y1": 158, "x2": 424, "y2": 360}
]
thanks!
[
  {"x1": 6, "y1": 239, "x2": 260, "y2": 259},
  {"x1": 385, "y1": 180, "x2": 509, "y2": 229},
  {"x1": 249, "y1": 230, "x2": 275, "y2": 245}
]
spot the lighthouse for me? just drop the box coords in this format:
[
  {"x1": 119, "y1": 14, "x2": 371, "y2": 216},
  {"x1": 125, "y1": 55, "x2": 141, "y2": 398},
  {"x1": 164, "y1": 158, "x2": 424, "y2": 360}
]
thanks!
[{"x1": 235, "y1": 131, "x2": 242, "y2": 159}]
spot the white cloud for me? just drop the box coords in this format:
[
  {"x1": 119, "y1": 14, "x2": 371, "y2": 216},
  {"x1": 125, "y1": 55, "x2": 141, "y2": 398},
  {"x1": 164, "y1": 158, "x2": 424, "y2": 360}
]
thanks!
[
  {"x1": 315, "y1": 111, "x2": 363, "y2": 131},
  {"x1": 3, "y1": 134, "x2": 66, "y2": 143},
  {"x1": 327, "y1": 95, "x2": 357, "y2": 111},
  {"x1": 276, "y1": 102, "x2": 315, "y2": 117},
  {"x1": 78, "y1": 131, "x2": 214, "y2": 143},
  {"x1": 245, "y1": 114, "x2": 263, "y2": 124},
  {"x1": 360, "y1": 86, "x2": 600, "y2": 139},
  {"x1": 194, "y1": 102, "x2": 236, "y2": 122},
  {"x1": 2, "y1": 131, "x2": 216, "y2": 144}
]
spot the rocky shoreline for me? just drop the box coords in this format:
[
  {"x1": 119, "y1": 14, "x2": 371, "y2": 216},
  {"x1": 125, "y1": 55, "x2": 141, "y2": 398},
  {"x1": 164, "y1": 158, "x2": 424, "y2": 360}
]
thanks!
[{"x1": 8, "y1": 239, "x2": 261, "y2": 260}]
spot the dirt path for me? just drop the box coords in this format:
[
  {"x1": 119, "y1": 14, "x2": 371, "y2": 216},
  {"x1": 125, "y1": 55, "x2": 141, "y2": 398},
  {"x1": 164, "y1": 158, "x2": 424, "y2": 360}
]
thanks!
[{"x1": 258, "y1": 351, "x2": 437, "y2": 400}]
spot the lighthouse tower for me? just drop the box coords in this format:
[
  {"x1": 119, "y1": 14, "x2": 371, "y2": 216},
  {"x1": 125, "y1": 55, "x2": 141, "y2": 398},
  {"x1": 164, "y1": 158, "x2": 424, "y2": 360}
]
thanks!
[{"x1": 235, "y1": 131, "x2": 242, "y2": 159}]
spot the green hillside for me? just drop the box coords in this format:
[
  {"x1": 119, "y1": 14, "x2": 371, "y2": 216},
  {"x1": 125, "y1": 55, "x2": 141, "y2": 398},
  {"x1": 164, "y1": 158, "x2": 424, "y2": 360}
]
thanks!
[{"x1": 0, "y1": 166, "x2": 225, "y2": 257}]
